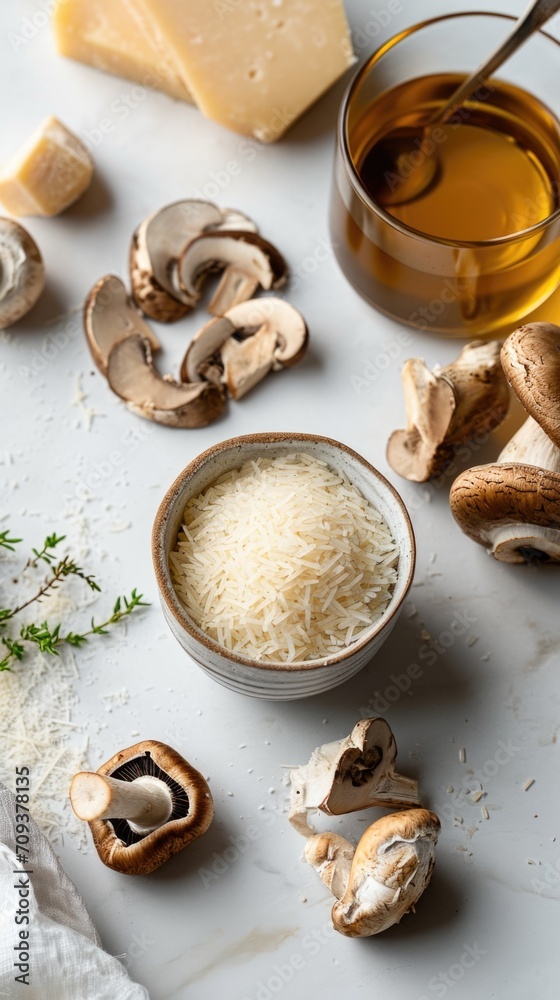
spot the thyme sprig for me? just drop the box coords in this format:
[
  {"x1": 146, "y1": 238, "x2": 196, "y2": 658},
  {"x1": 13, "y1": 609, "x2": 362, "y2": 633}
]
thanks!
[
  {"x1": 0, "y1": 529, "x2": 149, "y2": 672},
  {"x1": 0, "y1": 530, "x2": 22, "y2": 553}
]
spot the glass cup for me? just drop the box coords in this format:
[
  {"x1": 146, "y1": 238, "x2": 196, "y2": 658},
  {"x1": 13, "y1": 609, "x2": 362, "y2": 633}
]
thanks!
[{"x1": 330, "y1": 11, "x2": 560, "y2": 337}]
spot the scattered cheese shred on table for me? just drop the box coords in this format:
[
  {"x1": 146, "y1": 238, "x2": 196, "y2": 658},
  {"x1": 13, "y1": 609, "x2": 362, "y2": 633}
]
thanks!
[{"x1": 170, "y1": 453, "x2": 399, "y2": 662}]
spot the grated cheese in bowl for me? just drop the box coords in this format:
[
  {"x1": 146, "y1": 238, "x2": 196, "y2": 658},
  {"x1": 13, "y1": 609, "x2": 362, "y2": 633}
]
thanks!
[{"x1": 169, "y1": 453, "x2": 399, "y2": 663}]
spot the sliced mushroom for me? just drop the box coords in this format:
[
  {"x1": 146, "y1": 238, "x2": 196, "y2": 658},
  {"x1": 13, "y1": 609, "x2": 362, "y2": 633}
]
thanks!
[
  {"x1": 387, "y1": 341, "x2": 510, "y2": 482},
  {"x1": 178, "y1": 231, "x2": 288, "y2": 317},
  {"x1": 450, "y1": 323, "x2": 560, "y2": 563},
  {"x1": 70, "y1": 740, "x2": 214, "y2": 875},
  {"x1": 216, "y1": 209, "x2": 258, "y2": 234},
  {"x1": 289, "y1": 718, "x2": 419, "y2": 837},
  {"x1": 107, "y1": 334, "x2": 225, "y2": 428},
  {"x1": 130, "y1": 200, "x2": 258, "y2": 322},
  {"x1": 0, "y1": 218, "x2": 45, "y2": 328},
  {"x1": 305, "y1": 809, "x2": 440, "y2": 937},
  {"x1": 180, "y1": 297, "x2": 308, "y2": 400},
  {"x1": 84, "y1": 274, "x2": 161, "y2": 375}
]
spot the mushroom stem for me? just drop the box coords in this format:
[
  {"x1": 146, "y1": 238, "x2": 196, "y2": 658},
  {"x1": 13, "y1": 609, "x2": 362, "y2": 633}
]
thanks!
[
  {"x1": 375, "y1": 770, "x2": 420, "y2": 804},
  {"x1": 209, "y1": 267, "x2": 259, "y2": 316},
  {"x1": 488, "y1": 523, "x2": 560, "y2": 563},
  {"x1": 304, "y1": 833, "x2": 355, "y2": 899},
  {"x1": 70, "y1": 772, "x2": 173, "y2": 834},
  {"x1": 498, "y1": 416, "x2": 560, "y2": 473},
  {"x1": 482, "y1": 419, "x2": 560, "y2": 562}
]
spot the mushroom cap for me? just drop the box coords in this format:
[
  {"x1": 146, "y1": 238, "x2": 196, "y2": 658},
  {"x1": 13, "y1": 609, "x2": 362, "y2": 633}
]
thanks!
[
  {"x1": 83, "y1": 274, "x2": 161, "y2": 375},
  {"x1": 178, "y1": 231, "x2": 288, "y2": 315},
  {"x1": 332, "y1": 809, "x2": 440, "y2": 937},
  {"x1": 130, "y1": 200, "x2": 258, "y2": 322},
  {"x1": 106, "y1": 333, "x2": 225, "y2": 428},
  {"x1": 0, "y1": 218, "x2": 45, "y2": 328},
  {"x1": 501, "y1": 323, "x2": 560, "y2": 448},
  {"x1": 180, "y1": 297, "x2": 308, "y2": 399},
  {"x1": 450, "y1": 463, "x2": 560, "y2": 563},
  {"x1": 88, "y1": 740, "x2": 214, "y2": 875},
  {"x1": 321, "y1": 717, "x2": 418, "y2": 817}
]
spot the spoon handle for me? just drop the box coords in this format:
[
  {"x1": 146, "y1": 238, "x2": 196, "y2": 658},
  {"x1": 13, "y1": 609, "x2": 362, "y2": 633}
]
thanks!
[{"x1": 428, "y1": 0, "x2": 560, "y2": 126}]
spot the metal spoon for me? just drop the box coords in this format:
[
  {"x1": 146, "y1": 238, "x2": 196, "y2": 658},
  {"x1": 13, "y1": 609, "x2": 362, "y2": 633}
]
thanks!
[{"x1": 369, "y1": 0, "x2": 560, "y2": 208}]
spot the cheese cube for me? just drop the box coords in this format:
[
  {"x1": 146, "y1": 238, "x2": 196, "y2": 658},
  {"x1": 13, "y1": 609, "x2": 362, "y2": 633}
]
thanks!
[
  {"x1": 0, "y1": 117, "x2": 94, "y2": 217},
  {"x1": 53, "y1": 0, "x2": 193, "y2": 104},
  {"x1": 129, "y1": 0, "x2": 356, "y2": 140}
]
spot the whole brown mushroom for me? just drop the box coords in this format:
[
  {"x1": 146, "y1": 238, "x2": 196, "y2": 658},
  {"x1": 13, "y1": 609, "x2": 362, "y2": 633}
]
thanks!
[
  {"x1": 0, "y1": 218, "x2": 45, "y2": 329},
  {"x1": 70, "y1": 740, "x2": 214, "y2": 875},
  {"x1": 450, "y1": 323, "x2": 560, "y2": 563},
  {"x1": 305, "y1": 809, "x2": 441, "y2": 937}
]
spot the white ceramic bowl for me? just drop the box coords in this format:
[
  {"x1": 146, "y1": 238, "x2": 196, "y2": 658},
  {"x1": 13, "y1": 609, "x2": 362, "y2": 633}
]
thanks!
[{"x1": 152, "y1": 433, "x2": 415, "y2": 700}]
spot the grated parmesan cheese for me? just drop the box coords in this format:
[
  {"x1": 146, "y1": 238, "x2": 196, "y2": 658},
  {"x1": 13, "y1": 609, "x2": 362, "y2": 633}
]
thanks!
[
  {"x1": 0, "y1": 566, "x2": 95, "y2": 847},
  {"x1": 0, "y1": 647, "x2": 88, "y2": 847},
  {"x1": 170, "y1": 453, "x2": 399, "y2": 662}
]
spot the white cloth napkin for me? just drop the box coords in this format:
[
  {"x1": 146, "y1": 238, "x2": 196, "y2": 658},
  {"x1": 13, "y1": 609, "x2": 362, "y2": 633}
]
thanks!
[{"x1": 0, "y1": 785, "x2": 149, "y2": 999}]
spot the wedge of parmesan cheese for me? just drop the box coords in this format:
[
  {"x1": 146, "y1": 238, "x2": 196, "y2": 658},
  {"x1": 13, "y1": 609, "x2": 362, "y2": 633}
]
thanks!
[
  {"x1": 53, "y1": 0, "x2": 193, "y2": 103},
  {"x1": 131, "y1": 0, "x2": 356, "y2": 140},
  {"x1": 54, "y1": 0, "x2": 355, "y2": 140}
]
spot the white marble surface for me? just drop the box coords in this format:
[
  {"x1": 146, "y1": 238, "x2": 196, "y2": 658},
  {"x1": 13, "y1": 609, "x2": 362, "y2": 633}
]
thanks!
[{"x1": 1, "y1": 2, "x2": 560, "y2": 998}]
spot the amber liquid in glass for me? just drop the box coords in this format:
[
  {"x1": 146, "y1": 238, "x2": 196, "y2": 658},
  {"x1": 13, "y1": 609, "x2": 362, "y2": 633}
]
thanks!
[{"x1": 332, "y1": 73, "x2": 560, "y2": 335}]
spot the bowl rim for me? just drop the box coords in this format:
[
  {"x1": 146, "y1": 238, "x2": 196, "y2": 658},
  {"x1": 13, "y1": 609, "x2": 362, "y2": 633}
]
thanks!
[
  {"x1": 338, "y1": 10, "x2": 560, "y2": 249},
  {"x1": 152, "y1": 432, "x2": 416, "y2": 673}
]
